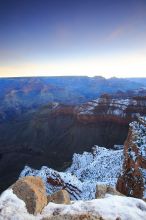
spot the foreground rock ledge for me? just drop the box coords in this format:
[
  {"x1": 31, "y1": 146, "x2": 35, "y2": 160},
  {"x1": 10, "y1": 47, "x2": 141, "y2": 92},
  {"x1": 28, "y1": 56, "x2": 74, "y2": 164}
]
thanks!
[
  {"x1": 42, "y1": 213, "x2": 101, "y2": 220},
  {"x1": 0, "y1": 189, "x2": 146, "y2": 220},
  {"x1": 12, "y1": 176, "x2": 47, "y2": 214}
]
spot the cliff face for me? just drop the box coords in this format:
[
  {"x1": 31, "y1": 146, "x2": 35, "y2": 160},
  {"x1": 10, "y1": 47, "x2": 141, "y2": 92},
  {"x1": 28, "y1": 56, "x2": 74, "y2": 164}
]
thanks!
[
  {"x1": 52, "y1": 96, "x2": 146, "y2": 124},
  {"x1": 116, "y1": 117, "x2": 146, "y2": 199},
  {"x1": 75, "y1": 96, "x2": 146, "y2": 123}
]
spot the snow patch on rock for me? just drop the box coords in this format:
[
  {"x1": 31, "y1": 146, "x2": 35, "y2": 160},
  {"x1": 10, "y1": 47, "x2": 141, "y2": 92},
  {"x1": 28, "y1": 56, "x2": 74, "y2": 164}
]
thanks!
[{"x1": 0, "y1": 189, "x2": 34, "y2": 220}]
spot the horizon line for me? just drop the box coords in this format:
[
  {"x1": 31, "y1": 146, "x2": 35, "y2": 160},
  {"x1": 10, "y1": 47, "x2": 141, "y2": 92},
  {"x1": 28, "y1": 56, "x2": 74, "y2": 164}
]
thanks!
[{"x1": 0, "y1": 75, "x2": 146, "y2": 79}]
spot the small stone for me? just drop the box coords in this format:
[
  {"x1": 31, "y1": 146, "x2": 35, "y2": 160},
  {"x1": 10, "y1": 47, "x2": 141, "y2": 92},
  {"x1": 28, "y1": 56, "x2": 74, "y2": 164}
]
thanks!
[
  {"x1": 47, "y1": 190, "x2": 70, "y2": 204},
  {"x1": 95, "y1": 184, "x2": 107, "y2": 198},
  {"x1": 106, "y1": 186, "x2": 123, "y2": 196},
  {"x1": 95, "y1": 184, "x2": 123, "y2": 199}
]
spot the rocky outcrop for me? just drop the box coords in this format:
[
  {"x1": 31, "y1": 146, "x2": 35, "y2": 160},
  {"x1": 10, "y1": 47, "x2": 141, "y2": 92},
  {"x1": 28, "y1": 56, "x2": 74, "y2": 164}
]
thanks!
[
  {"x1": 2, "y1": 188, "x2": 146, "y2": 220},
  {"x1": 12, "y1": 176, "x2": 47, "y2": 214},
  {"x1": 95, "y1": 184, "x2": 122, "y2": 198},
  {"x1": 47, "y1": 174, "x2": 82, "y2": 200},
  {"x1": 76, "y1": 96, "x2": 146, "y2": 123},
  {"x1": 47, "y1": 190, "x2": 70, "y2": 204},
  {"x1": 1, "y1": 173, "x2": 146, "y2": 219},
  {"x1": 20, "y1": 146, "x2": 123, "y2": 200},
  {"x1": 116, "y1": 117, "x2": 146, "y2": 199},
  {"x1": 50, "y1": 96, "x2": 146, "y2": 124}
]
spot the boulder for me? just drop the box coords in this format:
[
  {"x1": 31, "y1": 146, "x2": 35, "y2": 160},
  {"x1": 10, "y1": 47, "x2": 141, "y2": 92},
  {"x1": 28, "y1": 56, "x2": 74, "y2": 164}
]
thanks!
[
  {"x1": 12, "y1": 176, "x2": 47, "y2": 214},
  {"x1": 47, "y1": 190, "x2": 70, "y2": 204},
  {"x1": 96, "y1": 184, "x2": 122, "y2": 198}
]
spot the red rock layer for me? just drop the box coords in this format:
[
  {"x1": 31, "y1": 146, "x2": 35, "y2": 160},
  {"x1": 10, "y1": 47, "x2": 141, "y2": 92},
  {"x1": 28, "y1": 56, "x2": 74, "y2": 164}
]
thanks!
[
  {"x1": 116, "y1": 117, "x2": 146, "y2": 199},
  {"x1": 52, "y1": 97, "x2": 146, "y2": 125}
]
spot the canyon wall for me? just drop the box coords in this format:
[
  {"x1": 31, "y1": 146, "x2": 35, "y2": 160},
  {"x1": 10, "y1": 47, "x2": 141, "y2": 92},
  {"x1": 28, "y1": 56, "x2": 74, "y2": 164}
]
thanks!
[{"x1": 116, "y1": 117, "x2": 146, "y2": 199}]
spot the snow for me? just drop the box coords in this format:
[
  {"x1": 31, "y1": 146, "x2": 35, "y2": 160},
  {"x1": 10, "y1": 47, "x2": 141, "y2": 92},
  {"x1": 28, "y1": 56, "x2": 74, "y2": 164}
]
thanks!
[
  {"x1": 67, "y1": 146, "x2": 123, "y2": 184},
  {"x1": 77, "y1": 98, "x2": 139, "y2": 116},
  {"x1": 1, "y1": 190, "x2": 146, "y2": 220},
  {"x1": 0, "y1": 189, "x2": 34, "y2": 220},
  {"x1": 113, "y1": 145, "x2": 123, "y2": 150},
  {"x1": 129, "y1": 118, "x2": 146, "y2": 161},
  {"x1": 77, "y1": 100, "x2": 99, "y2": 114},
  {"x1": 42, "y1": 195, "x2": 146, "y2": 220},
  {"x1": 20, "y1": 146, "x2": 123, "y2": 200},
  {"x1": 129, "y1": 117, "x2": 146, "y2": 198},
  {"x1": 51, "y1": 102, "x2": 59, "y2": 109}
]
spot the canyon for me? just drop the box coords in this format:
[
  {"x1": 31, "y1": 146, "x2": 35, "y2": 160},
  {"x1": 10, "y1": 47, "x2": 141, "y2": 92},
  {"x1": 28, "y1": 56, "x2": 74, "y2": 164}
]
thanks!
[
  {"x1": 0, "y1": 77, "x2": 146, "y2": 219},
  {"x1": 0, "y1": 93, "x2": 146, "y2": 192},
  {"x1": 0, "y1": 116, "x2": 145, "y2": 219}
]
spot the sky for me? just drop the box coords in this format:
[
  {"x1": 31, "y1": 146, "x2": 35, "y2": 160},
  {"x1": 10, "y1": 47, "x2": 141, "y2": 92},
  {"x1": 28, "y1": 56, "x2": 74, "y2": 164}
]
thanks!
[{"x1": 0, "y1": 0, "x2": 146, "y2": 78}]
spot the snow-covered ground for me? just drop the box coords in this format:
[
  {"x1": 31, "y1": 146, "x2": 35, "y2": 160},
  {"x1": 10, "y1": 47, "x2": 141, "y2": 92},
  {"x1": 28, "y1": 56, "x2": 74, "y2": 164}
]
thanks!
[
  {"x1": 20, "y1": 146, "x2": 123, "y2": 200},
  {"x1": 1, "y1": 189, "x2": 146, "y2": 220}
]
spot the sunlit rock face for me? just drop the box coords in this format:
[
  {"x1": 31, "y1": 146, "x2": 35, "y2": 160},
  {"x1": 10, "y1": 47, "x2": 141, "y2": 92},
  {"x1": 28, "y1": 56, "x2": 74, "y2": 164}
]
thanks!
[{"x1": 117, "y1": 116, "x2": 146, "y2": 199}]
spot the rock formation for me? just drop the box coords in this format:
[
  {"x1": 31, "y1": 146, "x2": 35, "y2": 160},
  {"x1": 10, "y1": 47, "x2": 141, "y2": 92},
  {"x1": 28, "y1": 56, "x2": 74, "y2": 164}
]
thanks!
[
  {"x1": 20, "y1": 146, "x2": 123, "y2": 200},
  {"x1": 47, "y1": 190, "x2": 70, "y2": 204},
  {"x1": 12, "y1": 176, "x2": 47, "y2": 214},
  {"x1": 95, "y1": 184, "x2": 122, "y2": 198},
  {"x1": 1, "y1": 187, "x2": 146, "y2": 220},
  {"x1": 47, "y1": 175, "x2": 82, "y2": 200},
  {"x1": 116, "y1": 116, "x2": 146, "y2": 199}
]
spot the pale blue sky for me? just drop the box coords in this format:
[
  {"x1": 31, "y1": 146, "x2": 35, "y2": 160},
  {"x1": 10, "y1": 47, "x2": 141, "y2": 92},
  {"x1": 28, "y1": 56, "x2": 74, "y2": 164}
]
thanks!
[{"x1": 0, "y1": 0, "x2": 146, "y2": 77}]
